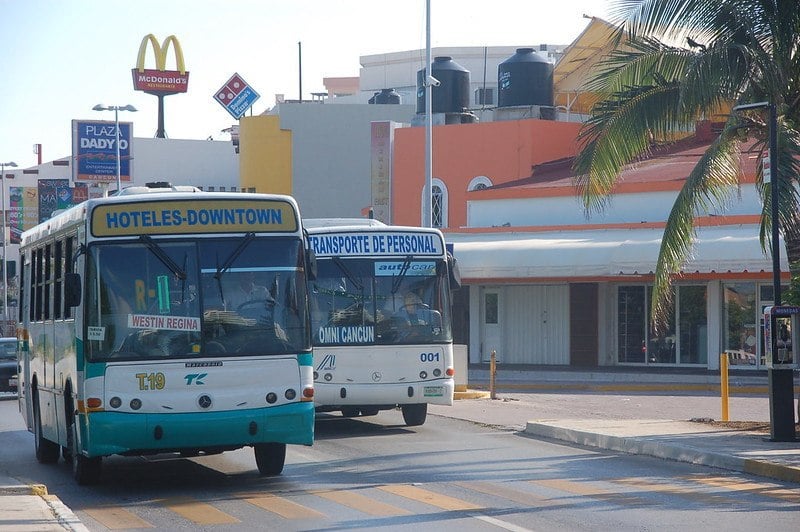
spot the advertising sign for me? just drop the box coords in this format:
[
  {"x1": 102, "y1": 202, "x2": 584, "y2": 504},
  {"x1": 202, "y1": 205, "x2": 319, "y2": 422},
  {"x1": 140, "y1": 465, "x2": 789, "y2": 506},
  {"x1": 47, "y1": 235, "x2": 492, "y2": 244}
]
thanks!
[
  {"x1": 132, "y1": 34, "x2": 189, "y2": 94},
  {"x1": 72, "y1": 120, "x2": 134, "y2": 184},
  {"x1": 8, "y1": 187, "x2": 38, "y2": 244},
  {"x1": 37, "y1": 180, "x2": 71, "y2": 222},
  {"x1": 214, "y1": 73, "x2": 260, "y2": 119}
]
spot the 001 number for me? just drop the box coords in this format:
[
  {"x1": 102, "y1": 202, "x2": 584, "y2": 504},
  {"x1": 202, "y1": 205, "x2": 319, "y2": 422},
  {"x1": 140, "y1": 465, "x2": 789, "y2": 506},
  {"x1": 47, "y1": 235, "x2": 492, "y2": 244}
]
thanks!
[{"x1": 419, "y1": 352, "x2": 440, "y2": 362}]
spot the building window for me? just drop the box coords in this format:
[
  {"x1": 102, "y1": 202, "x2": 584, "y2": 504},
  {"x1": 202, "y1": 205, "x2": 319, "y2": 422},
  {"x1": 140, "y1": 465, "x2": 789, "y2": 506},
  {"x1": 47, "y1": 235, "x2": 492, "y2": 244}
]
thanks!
[
  {"x1": 468, "y1": 176, "x2": 492, "y2": 191},
  {"x1": 616, "y1": 284, "x2": 706, "y2": 365},
  {"x1": 207, "y1": 186, "x2": 215, "y2": 192},
  {"x1": 247, "y1": 187, "x2": 256, "y2": 193},
  {"x1": 723, "y1": 282, "x2": 757, "y2": 366},
  {"x1": 432, "y1": 185, "x2": 443, "y2": 227},
  {"x1": 475, "y1": 87, "x2": 494, "y2": 106}
]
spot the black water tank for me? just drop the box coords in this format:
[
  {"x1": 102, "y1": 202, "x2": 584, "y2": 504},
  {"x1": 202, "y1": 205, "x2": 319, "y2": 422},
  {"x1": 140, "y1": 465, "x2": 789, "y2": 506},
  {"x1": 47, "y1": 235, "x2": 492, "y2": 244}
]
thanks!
[
  {"x1": 497, "y1": 48, "x2": 554, "y2": 107},
  {"x1": 416, "y1": 56, "x2": 470, "y2": 114},
  {"x1": 371, "y1": 88, "x2": 401, "y2": 104}
]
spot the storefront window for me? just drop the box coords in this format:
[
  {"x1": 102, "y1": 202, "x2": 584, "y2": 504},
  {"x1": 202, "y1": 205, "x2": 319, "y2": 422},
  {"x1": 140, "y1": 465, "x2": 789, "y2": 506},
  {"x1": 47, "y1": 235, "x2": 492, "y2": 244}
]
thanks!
[
  {"x1": 678, "y1": 285, "x2": 707, "y2": 364},
  {"x1": 617, "y1": 284, "x2": 706, "y2": 365},
  {"x1": 646, "y1": 286, "x2": 676, "y2": 363},
  {"x1": 723, "y1": 283, "x2": 757, "y2": 366},
  {"x1": 617, "y1": 286, "x2": 645, "y2": 362}
]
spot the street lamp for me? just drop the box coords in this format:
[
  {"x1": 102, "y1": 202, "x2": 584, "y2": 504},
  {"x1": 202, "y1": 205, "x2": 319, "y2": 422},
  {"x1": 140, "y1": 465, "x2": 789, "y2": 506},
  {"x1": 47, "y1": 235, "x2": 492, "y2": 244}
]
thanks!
[
  {"x1": 732, "y1": 101, "x2": 794, "y2": 441},
  {"x1": 92, "y1": 104, "x2": 137, "y2": 193},
  {"x1": 0, "y1": 161, "x2": 17, "y2": 329}
]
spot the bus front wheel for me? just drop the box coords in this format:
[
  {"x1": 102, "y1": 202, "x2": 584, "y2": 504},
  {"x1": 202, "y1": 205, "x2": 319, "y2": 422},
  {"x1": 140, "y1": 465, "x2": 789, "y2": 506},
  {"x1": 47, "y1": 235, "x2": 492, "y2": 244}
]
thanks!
[
  {"x1": 401, "y1": 404, "x2": 427, "y2": 426},
  {"x1": 70, "y1": 422, "x2": 102, "y2": 485},
  {"x1": 254, "y1": 442, "x2": 286, "y2": 476},
  {"x1": 33, "y1": 393, "x2": 60, "y2": 464}
]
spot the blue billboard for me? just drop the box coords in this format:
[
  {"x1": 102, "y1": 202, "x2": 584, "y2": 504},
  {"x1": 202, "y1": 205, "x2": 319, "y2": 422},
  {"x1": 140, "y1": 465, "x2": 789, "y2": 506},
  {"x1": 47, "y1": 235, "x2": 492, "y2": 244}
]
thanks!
[{"x1": 72, "y1": 120, "x2": 134, "y2": 184}]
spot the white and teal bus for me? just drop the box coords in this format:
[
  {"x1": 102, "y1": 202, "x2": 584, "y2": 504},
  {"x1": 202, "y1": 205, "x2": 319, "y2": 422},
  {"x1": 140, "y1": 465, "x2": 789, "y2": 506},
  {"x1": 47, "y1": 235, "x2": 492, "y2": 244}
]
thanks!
[
  {"x1": 17, "y1": 185, "x2": 316, "y2": 484},
  {"x1": 305, "y1": 219, "x2": 460, "y2": 426}
]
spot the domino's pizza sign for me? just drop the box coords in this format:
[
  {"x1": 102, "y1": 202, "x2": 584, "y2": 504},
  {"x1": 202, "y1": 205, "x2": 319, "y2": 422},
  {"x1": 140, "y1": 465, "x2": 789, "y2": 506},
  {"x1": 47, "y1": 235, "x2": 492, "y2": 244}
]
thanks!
[{"x1": 214, "y1": 72, "x2": 261, "y2": 120}]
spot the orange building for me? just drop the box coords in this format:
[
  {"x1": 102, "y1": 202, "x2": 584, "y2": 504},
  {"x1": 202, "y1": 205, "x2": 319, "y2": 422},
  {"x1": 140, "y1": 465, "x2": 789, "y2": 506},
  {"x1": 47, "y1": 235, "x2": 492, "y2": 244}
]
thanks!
[{"x1": 390, "y1": 118, "x2": 581, "y2": 228}]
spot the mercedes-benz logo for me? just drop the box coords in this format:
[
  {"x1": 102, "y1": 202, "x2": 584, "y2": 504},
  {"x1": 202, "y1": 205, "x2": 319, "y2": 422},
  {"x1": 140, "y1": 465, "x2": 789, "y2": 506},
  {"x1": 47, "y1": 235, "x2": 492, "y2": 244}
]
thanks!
[
  {"x1": 198, "y1": 395, "x2": 212, "y2": 409},
  {"x1": 371, "y1": 371, "x2": 382, "y2": 382}
]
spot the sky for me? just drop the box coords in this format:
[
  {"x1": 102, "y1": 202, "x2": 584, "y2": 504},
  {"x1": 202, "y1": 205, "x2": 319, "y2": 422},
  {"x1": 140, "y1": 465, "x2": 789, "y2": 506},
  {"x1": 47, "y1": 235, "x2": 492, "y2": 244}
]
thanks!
[{"x1": 0, "y1": 0, "x2": 610, "y2": 168}]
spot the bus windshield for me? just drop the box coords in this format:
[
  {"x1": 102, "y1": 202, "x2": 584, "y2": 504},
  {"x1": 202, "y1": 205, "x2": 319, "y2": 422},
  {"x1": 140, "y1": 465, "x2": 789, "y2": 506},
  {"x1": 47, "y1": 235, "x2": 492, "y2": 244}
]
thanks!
[
  {"x1": 310, "y1": 257, "x2": 452, "y2": 346},
  {"x1": 85, "y1": 236, "x2": 309, "y2": 360}
]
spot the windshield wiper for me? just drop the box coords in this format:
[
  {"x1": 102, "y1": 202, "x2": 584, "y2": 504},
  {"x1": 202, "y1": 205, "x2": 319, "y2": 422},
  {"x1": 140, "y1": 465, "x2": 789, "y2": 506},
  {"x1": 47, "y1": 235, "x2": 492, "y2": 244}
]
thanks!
[
  {"x1": 140, "y1": 235, "x2": 187, "y2": 280},
  {"x1": 332, "y1": 256, "x2": 363, "y2": 292},
  {"x1": 214, "y1": 232, "x2": 255, "y2": 280},
  {"x1": 390, "y1": 255, "x2": 413, "y2": 295}
]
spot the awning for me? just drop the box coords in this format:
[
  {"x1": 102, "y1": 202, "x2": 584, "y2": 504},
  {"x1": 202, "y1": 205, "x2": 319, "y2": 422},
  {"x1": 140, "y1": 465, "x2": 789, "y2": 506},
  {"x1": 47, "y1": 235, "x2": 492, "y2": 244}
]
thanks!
[{"x1": 446, "y1": 225, "x2": 786, "y2": 280}]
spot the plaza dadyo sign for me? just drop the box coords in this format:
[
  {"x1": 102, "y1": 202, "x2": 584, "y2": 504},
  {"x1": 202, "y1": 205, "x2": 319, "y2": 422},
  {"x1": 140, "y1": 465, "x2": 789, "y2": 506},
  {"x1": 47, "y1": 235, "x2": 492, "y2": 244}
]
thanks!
[{"x1": 71, "y1": 120, "x2": 134, "y2": 184}]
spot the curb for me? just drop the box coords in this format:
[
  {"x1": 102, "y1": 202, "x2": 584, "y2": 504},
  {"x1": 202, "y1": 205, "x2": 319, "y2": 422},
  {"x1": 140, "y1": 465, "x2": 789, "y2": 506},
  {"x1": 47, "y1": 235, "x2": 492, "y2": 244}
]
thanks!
[
  {"x1": 454, "y1": 389, "x2": 491, "y2": 400},
  {"x1": 0, "y1": 483, "x2": 47, "y2": 495},
  {"x1": 524, "y1": 422, "x2": 800, "y2": 484},
  {"x1": 470, "y1": 382, "x2": 798, "y2": 394},
  {"x1": 0, "y1": 482, "x2": 88, "y2": 532}
]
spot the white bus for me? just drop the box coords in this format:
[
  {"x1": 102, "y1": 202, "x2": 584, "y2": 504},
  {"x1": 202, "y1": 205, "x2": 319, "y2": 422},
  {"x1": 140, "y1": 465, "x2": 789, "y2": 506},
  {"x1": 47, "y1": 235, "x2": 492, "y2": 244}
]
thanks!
[
  {"x1": 17, "y1": 185, "x2": 316, "y2": 484},
  {"x1": 306, "y1": 219, "x2": 460, "y2": 426}
]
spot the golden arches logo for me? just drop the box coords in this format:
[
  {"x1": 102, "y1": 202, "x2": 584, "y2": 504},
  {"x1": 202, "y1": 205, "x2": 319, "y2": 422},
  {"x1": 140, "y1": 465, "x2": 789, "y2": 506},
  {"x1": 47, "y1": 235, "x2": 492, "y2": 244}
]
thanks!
[
  {"x1": 135, "y1": 34, "x2": 186, "y2": 74},
  {"x1": 131, "y1": 34, "x2": 189, "y2": 95}
]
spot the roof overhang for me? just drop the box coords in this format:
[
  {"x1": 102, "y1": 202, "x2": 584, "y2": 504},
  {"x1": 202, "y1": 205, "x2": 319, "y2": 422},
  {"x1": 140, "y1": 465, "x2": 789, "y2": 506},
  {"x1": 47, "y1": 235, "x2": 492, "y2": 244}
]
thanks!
[{"x1": 446, "y1": 225, "x2": 785, "y2": 280}]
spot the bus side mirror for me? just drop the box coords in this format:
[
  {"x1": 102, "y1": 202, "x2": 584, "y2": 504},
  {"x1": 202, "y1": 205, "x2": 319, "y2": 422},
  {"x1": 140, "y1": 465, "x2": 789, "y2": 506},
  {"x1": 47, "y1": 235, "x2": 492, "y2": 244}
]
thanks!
[
  {"x1": 64, "y1": 273, "x2": 82, "y2": 307},
  {"x1": 306, "y1": 249, "x2": 318, "y2": 281},
  {"x1": 447, "y1": 253, "x2": 461, "y2": 290}
]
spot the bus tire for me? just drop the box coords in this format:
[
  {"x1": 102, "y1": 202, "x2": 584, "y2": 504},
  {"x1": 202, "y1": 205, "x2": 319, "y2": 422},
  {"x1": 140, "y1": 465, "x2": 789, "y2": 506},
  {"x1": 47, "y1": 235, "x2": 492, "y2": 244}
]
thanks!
[
  {"x1": 33, "y1": 392, "x2": 60, "y2": 464},
  {"x1": 71, "y1": 422, "x2": 101, "y2": 485},
  {"x1": 254, "y1": 442, "x2": 286, "y2": 476},
  {"x1": 401, "y1": 403, "x2": 427, "y2": 426}
]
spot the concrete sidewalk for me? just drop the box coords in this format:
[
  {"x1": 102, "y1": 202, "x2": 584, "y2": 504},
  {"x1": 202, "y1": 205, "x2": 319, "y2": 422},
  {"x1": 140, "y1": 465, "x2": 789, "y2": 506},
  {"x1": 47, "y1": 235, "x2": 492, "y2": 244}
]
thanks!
[{"x1": 0, "y1": 480, "x2": 87, "y2": 532}]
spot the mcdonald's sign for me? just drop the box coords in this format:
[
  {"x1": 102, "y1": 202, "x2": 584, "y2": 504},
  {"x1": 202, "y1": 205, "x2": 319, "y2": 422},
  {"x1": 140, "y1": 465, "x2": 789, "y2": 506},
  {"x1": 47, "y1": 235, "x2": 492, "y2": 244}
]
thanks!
[{"x1": 131, "y1": 34, "x2": 189, "y2": 95}]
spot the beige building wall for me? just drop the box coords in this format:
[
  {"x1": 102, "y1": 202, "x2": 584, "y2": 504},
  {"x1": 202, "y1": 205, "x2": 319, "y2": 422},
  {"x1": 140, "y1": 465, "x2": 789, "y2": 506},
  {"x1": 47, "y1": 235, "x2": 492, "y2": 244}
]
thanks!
[{"x1": 239, "y1": 115, "x2": 292, "y2": 194}]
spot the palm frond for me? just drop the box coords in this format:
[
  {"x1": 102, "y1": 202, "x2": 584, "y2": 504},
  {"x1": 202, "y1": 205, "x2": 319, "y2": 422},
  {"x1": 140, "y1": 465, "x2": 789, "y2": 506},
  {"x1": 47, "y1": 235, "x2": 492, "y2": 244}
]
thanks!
[{"x1": 650, "y1": 124, "x2": 743, "y2": 329}]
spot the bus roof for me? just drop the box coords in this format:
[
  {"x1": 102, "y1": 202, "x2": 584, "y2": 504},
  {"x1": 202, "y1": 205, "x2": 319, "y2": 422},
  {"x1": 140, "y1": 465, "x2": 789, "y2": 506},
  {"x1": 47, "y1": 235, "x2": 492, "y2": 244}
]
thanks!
[
  {"x1": 302, "y1": 218, "x2": 386, "y2": 229},
  {"x1": 21, "y1": 187, "x2": 299, "y2": 246}
]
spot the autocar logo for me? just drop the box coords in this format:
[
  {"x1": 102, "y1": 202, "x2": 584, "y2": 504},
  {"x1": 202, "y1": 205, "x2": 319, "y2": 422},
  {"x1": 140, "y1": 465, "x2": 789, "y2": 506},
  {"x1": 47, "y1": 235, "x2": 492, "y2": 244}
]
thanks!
[{"x1": 132, "y1": 34, "x2": 189, "y2": 94}]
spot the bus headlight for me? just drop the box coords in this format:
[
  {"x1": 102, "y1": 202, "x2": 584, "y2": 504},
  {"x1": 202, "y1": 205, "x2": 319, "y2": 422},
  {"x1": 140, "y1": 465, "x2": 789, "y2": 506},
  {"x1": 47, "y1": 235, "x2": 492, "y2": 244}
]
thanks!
[
  {"x1": 285, "y1": 389, "x2": 297, "y2": 400},
  {"x1": 265, "y1": 392, "x2": 277, "y2": 404},
  {"x1": 109, "y1": 396, "x2": 122, "y2": 409},
  {"x1": 130, "y1": 398, "x2": 142, "y2": 410},
  {"x1": 433, "y1": 368, "x2": 441, "y2": 377},
  {"x1": 419, "y1": 371, "x2": 428, "y2": 379}
]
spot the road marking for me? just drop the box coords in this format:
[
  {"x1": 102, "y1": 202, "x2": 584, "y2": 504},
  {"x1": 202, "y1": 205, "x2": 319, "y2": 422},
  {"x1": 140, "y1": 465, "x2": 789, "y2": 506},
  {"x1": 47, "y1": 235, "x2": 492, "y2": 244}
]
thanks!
[
  {"x1": 535, "y1": 479, "x2": 648, "y2": 506},
  {"x1": 243, "y1": 492, "x2": 326, "y2": 519},
  {"x1": 82, "y1": 507, "x2": 154, "y2": 529},
  {"x1": 472, "y1": 514, "x2": 536, "y2": 532},
  {"x1": 312, "y1": 489, "x2": 411, "y2": 516},
  {"x1": 454, "y1": 481, "x2": 555, "y2": 507},
  {"x1": 690, "y1": 475, "x2": 800, "y2": 503},
  {"x1": 378, "y1": 484, "x2": 483, "y2": 510},
  {"x1": 161, "y1": 497, "x2": 239, "y2": 525},
  {"x1": 613, "y1": 477, "x2": 737, "y2": 505}
]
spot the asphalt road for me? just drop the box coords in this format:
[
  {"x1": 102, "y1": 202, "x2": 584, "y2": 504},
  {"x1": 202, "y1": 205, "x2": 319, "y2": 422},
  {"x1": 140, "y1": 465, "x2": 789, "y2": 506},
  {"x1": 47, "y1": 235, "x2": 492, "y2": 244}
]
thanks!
[{"x1": 2, "y1": 391, "x2": 798, "y2": 531}]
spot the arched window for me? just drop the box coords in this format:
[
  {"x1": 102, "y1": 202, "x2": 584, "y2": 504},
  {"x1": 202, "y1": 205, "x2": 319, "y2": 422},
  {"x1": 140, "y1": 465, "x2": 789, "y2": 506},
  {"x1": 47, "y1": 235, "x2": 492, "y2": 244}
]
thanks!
[
  {"x1": 468, "y1": 175, "x2": 493, "y2": 191},
  {"x1": 421, "y1": 178, "x2": 448, "y2": 228}
]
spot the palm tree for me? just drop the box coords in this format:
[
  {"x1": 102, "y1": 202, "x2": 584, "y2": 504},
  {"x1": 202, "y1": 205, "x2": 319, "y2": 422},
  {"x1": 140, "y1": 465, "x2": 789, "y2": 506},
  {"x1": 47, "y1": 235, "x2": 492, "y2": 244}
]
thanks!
[{"x1": 572, "y1": 0, "x2": 800, "y2": 327}]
